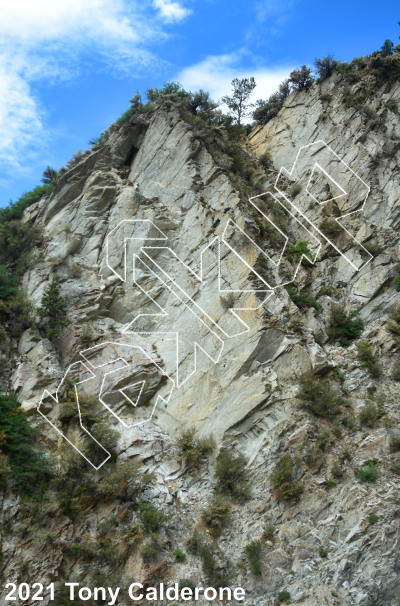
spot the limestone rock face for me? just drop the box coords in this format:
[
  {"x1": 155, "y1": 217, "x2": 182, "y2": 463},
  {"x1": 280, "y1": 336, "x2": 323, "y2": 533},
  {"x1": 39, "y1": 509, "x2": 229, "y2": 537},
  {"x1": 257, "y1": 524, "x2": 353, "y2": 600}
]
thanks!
[{"x1": 1, "y1": 78, "x2": 400, "y2": 605}]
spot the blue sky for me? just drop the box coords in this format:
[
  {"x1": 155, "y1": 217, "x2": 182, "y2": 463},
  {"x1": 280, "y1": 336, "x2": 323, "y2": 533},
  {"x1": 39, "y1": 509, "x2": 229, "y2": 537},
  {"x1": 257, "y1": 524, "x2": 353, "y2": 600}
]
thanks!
[{"x1": 0, "y1": 0, "x2": 399, "y2": 206}]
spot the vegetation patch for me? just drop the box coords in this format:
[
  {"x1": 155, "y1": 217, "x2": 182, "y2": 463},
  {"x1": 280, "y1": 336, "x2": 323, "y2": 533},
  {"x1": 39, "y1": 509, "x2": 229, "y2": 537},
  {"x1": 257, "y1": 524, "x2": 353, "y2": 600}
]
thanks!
[
  {"x1": 138, "y1": 502, "x2": 167, "y2": 533},
  {"x1": 0, "y1": 393, "x2": 51, "y2": 498},
  {"x1": 358, "y1": 462, "x2": 379, "y2": 483},
  {"x1": 214, "y1": 448, "x2": 250, "y2": 499},
  {"x1": 287, "y1": 288, "x2": 321, "y2": 310},
  {"x1": 177, "y1": 427, "x2": 214, "y2": 468},
  {"x1": 298, "y1": 373, "x2": 344, "y2": 417},
  {"x1": 328, "y1": 303, "x2": 364, "y2": 346},
  {"x1": 245, "y1": 539, "x2": 263, "y2": 575},
  {"x1": 270, "y1": 453, "x2": 303, "y2": 502},
  {"x1": 357, "y1": 341, "x2": 382, "y2": 378},
  {"x1": 201, "y1": 493, "x2": 230, "y2": 535}
]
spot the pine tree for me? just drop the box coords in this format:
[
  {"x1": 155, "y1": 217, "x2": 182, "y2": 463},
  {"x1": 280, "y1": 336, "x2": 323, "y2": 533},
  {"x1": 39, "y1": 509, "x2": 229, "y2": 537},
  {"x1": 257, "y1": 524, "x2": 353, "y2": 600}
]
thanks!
[
  {"x1": 222, "y1": 77, "x2": 256, "y2": 126},
  {"x1": 0, "y1": 393, "x2": 51, "y2": 498},
  {"x1": 380, "y1": 39, "x2": 394, "y2": 57},
  {"x1": 37, "y1": 275, "x2": 70, "y2": 340},
  {"x1": 41, "y1": 166, "x2": 58, "y2": 185}
]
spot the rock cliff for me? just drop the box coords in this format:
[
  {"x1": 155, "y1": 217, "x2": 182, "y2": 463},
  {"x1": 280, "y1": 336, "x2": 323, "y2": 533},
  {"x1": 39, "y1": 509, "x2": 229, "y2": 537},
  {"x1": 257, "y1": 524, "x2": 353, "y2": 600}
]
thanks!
[{"x1": 0, "y1": 70, "x2": 400, "y2": 606}]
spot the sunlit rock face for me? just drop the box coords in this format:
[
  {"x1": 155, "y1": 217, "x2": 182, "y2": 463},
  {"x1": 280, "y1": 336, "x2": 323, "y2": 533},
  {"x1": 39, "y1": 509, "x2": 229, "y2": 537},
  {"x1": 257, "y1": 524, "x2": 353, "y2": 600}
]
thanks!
[{"x1": 1, "y1": 77, "x2": 400, "y2": 605}]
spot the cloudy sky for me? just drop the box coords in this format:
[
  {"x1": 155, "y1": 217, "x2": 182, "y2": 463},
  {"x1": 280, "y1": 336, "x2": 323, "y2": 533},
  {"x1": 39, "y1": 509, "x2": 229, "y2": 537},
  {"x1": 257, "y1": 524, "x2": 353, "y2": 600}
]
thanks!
[{"x1": 0, "y1": 0, "x2": 399, "y2": 205}]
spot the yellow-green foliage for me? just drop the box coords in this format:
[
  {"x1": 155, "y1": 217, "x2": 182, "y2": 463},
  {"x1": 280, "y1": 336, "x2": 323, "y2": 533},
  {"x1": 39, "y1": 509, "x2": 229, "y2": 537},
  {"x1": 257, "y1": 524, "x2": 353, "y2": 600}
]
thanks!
[
  {"x1": 270, "y1": 453, "x2": 303, "y2": 502},
  {"x1": 201, "y1": 493, "x2": 230, "y2": 535},
  {"x1": 214, "y1": 448, "x2": 250, "y2": 499},
  {"x1": 177, "y1": 427, "x2": 214, "y2": 468},
  {"x1": 357, "y1": 341, "x2": 381, "y2": 378}
]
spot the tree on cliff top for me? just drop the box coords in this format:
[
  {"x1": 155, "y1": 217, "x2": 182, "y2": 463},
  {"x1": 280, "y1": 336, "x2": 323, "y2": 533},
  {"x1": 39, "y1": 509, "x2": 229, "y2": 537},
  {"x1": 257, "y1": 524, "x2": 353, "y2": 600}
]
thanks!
[{"x1": 222, "y1": 77, "x2": 256, "y2": 126}]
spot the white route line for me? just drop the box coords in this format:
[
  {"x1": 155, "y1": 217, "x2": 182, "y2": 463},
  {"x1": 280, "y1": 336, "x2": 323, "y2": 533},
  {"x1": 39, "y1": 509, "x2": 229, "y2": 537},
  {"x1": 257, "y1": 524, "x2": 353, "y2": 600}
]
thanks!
[
  {"x1": 80, "y1": 342, "x2": 174, "y2": 429},
  {"x1": 39, "y1": 140, "x2": 374, "y2": 466},
  {"x1": 274, "y1": 140, "x2": 373, "y2": 271},
  {"x1": 124, "y1": 255, "x2": 225, "y2": 388},
  {"x1": 38, "y1": 343, "x2": 174, "y2": 469}
]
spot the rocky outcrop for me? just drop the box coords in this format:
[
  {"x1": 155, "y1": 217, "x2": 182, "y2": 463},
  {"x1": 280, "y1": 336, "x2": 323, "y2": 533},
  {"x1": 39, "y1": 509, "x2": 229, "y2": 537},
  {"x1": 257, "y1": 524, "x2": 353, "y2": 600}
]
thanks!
[{"x1": 1, "y1": 76, "x2": 400, "y2": 605}]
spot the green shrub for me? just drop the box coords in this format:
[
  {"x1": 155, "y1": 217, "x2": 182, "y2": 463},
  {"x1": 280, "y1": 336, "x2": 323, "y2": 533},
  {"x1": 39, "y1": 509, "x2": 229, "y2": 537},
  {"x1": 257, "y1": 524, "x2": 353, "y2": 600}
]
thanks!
[
  {"x1": 359, "y1": 463, "x2": 378, "y2": 483},
  {"x1": 201, "y1": 494, "x2": 230, "y2": 535},
  {"x1": 7, "y1": 289, "x2": 34, "y2": 336},
  {"x1": 328, "y1": 304, "x2": 364, "y2": 346},
  {"x1": 96, "y1": 460, "x2": 153, "y2": 500},
  {"x1": 259, "y1": 151, "x2": 273, "y2": 169},
  {"x1": 324, "y1": 479, "x2": 337, "y2": 489},
  {"x1": 245, "y1": 539, "x2": 263, "y2": 575},
  {"x1": 0, "y1": 265, "x2": 19, "y2": 302},
  {"x1": 298, "y1": 373, "x2": 344, "y2": 417},
  {"x1": 278, "y1": 589, "x2": 291, "y2": 603},
  {"x1": 342, "y1": 412, "x2": 356, "y2": 431},
  {"x1": 215, "y1": 448, "x2": 250, "y2": 499},
  {"x1": 394, "y1": 274, "x2": 400, "y2": 291},
  {"x1": 187, "y1": 528, "x2": 203, "y2": 555},
  {"x1": 289, "y1": 240, "x2": 313, "y2": 263},
  {"x1": 177, "y1": 427, "x2": 213, "y2": 468},
  {"x1": 97, "y1": 537, "x2": 125, "y2": 566},
  {"x1": 340, "y1": 447, "x2": 352, "y2": 462},
  {"x1": 0, "y1": 393, "x2": 51, "y2": 498},
  {"x1": 199, "y1": 543, "x2": 217, "y2": 580},
  {"x1": 359, "y1": 402, "x2": 379, "y2": 427},
  {"x1": 187, "y1": 529, "x2": 220, "y2": 582},
  {"x1": 122, "y1": 523, "x2": 143, "y2": 545},
  {"x1": 69, "y1": 541, "x2": 96, "y2": 558},
  {"x1": 391, "y1": 363, "x2": 400, "y2": 382},
  {"x1": 160, "y1": 81, "x2": 189, "y2": 97},
  {"x1": 116, "y1": 107, "x2": 136, "y2": 128},
  {"x1": 319, "y1": 547, "x2": 328, "y2": 558},
  {"x1": 279, "y1": 482, "x2": 304, "y2": 501},
  {"x1": 270, "y1": 453, "x2": 303, "y2": 502},
  {"x1": 270, "y1": 453, "x2": 292, "y2": 487},
  {"x1": 288, "y1": 183, "x2": 302, "y2": 198},
  {"x1": 0, "y1": 184, "x2": 53, "y2": 223},
  {"x1": 264, "y1": 525, "x2": 275, "y2": 540},
  {"x1": 368, "y1": 513, "x2": 379, "y2": 525},
  {"x1": 138, "y1": 502, "x2": 167, "y2": 533},
  {"x1": 287, "y1": 288, "x2": 321, "y2": 310},
  {"x1": 0, "y1": 220, "x2": 40, "y2": 263},
  {"x1": 174, "y1": 549, "x2": 186, "y2": 562},
  {"x1": 357, "y1": 341, "x2": 382, "y2": 378}
]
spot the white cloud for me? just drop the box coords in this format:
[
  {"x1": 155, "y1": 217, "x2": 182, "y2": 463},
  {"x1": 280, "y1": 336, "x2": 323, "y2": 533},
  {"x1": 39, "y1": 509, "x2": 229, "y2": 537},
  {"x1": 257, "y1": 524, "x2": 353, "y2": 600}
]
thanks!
[
  {"x1": 153, "y1": 0, "x2": 191, "y2": 22},
  {"x1": 0, "y1": 0, "x2": 179, "y2": 176},
  {"x1": 177, "y1": 53, "x2": 294, "y2": 120},
  {"x1": 0, "y1": 58, "x2": 45, "y2": 168}
]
